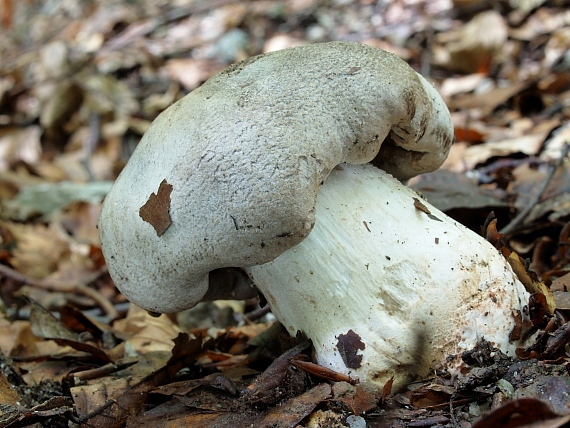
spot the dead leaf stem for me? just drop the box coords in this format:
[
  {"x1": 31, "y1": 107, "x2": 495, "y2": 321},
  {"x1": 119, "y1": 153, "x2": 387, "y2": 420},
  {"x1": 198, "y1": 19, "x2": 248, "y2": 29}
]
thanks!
[
  {"x1": 0, "y1": 264, "x2": 117, "y2": 320},
  {"x1": 500, "y1": 143, "x2": 570, "y2": 235}
]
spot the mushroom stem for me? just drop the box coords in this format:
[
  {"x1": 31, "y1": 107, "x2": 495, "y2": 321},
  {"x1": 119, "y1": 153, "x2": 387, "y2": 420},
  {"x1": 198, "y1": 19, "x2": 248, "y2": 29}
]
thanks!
[{"x1": 245, "y1": 163, "x2": 530, "y2": 391}]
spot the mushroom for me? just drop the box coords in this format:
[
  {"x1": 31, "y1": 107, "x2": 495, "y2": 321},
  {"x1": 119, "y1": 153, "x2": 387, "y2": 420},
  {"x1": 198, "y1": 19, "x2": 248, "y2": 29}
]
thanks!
[{"x1": 98, "y1": 42, "x2": 531, "y2": 391}]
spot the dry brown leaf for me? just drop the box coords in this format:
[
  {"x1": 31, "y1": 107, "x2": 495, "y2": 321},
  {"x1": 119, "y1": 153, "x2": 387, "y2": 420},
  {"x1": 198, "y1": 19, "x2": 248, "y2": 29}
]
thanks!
[
  {"x1": 0, "y1": 2, "x2": 569, "y2": 427},
  {"x1": 56, "y1": 202, "x2": 102, "y2": 246},
  {"x1": 71, "y1": 351, "x2": 173, "y2": 427},
  {"x1": 541, "y1": 122, "x2": 570, "y2": 161},
  {"x1": 0, "y1": 126, "x2": 42, "y2": 172},
  {"x1": 503, "y1": 249, "x2": 556, "y2": 314},
  {"x1": 472, "y1": 398, "x2": 570, "y2": 428},
  {"x1": 0, "y1": 315, "x2": 55, "y2": 359},
  {"x1": 259, "y1": 383, "x2": 332, "y2": 428},
  {"x1": 551, "y1": 273, "x2": 570, "y2": 292},
  {"x1": 29, "y1": 301, "x2": 112, "y2": 362},
  {"x1": 510, "y1": 162, "x2": 547, "y2": 194},
  {"x1": 113, "y1": 305, "x2": 183, "y2": 355},
  {"x1": 39, "y1": 82, "x2": 83, "y2": 130},
  {"x1": 142, "y1": 84, "x2": 179, "y2": 116},
  {"x1": 462, "y1": 120, "x2": 560, "y2": 169},
  {"x1": 448, "y1": 81, "x2": 533, "y2": 113},
  {"x1": 510, "y1": 7, "x2": 569, "y2": 41},
  {"x1": 436, "y1": 11, "x2": 508, "y2": 73},
  {"x1": 39, "y1": 257, "x2": 96, "y2": 291},
  {"x1": 165, "y1": 58, "x2": 222, "y2": 91},
  {"x1": 0, "y1": 370, "x2": 21, "y2": 406},
  {"x1": 72, "y1": 333, "x2": 206, "y2": 427},
  {"x1": 440, "y1": 73, "x2": 487, "y2": 98},
  {"x1": 331, "y1": 381, "x2": 377, "y2": 415},
  {"x1": 6, "y1": 222, "x2": 71, "y2": 279},
  {"x1": 552, "y1": 291, "x2": 570, "y2": 309}
]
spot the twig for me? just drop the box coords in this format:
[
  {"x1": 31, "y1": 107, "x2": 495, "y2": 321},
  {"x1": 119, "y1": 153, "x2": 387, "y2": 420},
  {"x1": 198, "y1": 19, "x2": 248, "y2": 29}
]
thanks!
[
  {"x1": 0, "y1": 263, "x2": 40, "y2": 286},
  {"x1": 0, "y1": 264, "x2": 117, "y2": 319},
  {"x1": 244, "y1": 304, "x2": 271, "y2": 322},
  {"x1": 75, "y1": 399, "x2": 118, "y2": 425},
  {"x1": 76, "y1": 283, "x2": 118, "y2": 321},
  {"x1": 72, "y1": 360, "x2": 137, "y2": 382},
  {"x1": 500, "y1": 143, "x2": 570, "y2": 236}
]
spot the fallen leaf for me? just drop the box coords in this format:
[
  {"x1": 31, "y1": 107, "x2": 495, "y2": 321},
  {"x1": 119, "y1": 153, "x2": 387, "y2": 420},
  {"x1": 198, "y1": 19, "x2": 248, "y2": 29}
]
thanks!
[
  {"x1": 472, "y1": 398, "x2": 570, "y2": 428},
  {"x1": 259, "y1": 383, "x2": 332, "y2": 428}
]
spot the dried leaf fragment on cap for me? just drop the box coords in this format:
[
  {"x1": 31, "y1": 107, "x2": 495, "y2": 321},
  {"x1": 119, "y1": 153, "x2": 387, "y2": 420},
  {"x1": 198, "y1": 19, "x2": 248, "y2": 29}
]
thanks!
[{"x1": 138, "y1": 179, "x2": 173, "y2": 237}]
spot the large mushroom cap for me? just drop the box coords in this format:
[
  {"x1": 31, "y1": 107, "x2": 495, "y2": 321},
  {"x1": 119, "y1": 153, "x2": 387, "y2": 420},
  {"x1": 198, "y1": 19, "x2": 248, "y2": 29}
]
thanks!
[{"x1": 98, "y1": 41, "x2": 454, "y2": 313}]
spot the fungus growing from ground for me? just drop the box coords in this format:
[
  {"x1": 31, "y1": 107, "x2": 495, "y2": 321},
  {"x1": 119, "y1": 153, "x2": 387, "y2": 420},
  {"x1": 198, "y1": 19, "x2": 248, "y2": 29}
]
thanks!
[{"x1": 98, "y1": 42, "x2": 531, "y2": 391}]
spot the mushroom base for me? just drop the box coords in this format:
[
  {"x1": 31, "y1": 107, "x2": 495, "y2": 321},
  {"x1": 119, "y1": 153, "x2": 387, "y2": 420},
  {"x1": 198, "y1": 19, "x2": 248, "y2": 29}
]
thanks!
[{"x1": 246, "y1": 163, "x2": 532, "y2": 392}]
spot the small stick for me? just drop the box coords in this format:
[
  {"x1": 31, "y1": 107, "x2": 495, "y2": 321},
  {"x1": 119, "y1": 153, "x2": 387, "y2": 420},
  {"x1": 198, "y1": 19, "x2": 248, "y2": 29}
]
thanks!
[
  {"x1": 0, "y1": 264, "x2": 117, "y2": 319},
  {"x1": 72, "y1": 361, "x2": 137, "y2": 382},
  {"x1": 500, "y1": 143, "x2": 569, "y2": 236},
  {"x1": 244, "y1": 304, "x2": 271, "y2": 322}
]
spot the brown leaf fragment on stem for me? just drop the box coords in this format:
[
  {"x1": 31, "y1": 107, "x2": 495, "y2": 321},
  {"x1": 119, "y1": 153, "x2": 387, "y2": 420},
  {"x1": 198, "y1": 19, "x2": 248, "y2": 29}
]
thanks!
[
  {"x1": 139, "y1": 179, "x2": 173, "y2": 237},
  {"x1": 413, "y1": 197, "x2": 442, "y2": 222},
  {"x1": 337, "y1": 329, "x2": 365, "y2": 369},
  {"x1": 413, "y1": 197, "x2": 431, "y2": 214}
]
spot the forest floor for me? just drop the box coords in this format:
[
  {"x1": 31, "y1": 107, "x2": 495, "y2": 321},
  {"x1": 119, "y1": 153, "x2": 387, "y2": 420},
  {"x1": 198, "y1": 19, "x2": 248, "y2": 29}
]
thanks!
[{"x1": 0, "y1": 0, "x2": 570, "y2": 427}]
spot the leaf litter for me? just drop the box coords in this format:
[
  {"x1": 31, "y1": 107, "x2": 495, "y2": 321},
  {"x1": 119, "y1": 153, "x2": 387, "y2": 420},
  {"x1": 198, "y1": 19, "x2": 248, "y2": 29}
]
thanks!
[{"x1": 0, "y1": 0, "x2": 570, "y2": 426}]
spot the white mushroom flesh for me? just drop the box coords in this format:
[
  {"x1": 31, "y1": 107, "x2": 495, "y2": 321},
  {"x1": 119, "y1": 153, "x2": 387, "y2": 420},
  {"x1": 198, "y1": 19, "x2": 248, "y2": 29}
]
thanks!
[{"x1": 246, "y1": 163, "x2": 530, "y2": 391}]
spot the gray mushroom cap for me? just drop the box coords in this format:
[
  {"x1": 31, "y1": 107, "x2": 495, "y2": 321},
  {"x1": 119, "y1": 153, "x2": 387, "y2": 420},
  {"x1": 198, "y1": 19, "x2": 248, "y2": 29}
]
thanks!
[{"x1": 98, "y1": 41, "x2": 454, "y2": 313}]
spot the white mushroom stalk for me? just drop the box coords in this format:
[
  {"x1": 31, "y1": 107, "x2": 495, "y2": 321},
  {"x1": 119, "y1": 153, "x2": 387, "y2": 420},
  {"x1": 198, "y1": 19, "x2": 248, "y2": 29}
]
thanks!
[
  {"x1": 98, "y1": 42, "x2": 531, "y2": 392},
  {"x1": 245, "y1": 163, "x2": 530, "y2": 390}
]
